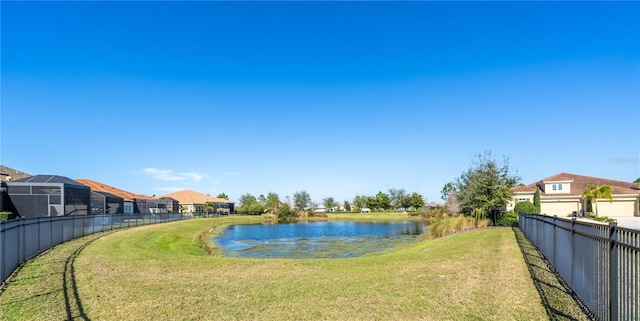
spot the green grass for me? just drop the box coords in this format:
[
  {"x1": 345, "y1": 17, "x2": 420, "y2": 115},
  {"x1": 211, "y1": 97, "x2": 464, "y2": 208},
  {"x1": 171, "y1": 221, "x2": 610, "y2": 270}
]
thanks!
[{"x1": 0, "y1": 216, "x2": 590, "y2": 320}]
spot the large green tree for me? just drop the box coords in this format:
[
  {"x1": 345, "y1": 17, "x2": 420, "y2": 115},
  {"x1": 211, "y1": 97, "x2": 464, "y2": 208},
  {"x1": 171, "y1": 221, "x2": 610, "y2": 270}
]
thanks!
[
  {"x1": 404, "y1": 192, "x2": 425, "y2": 210},
  {"x1": 353, "y1": 195, "x2": 367, "y2": 211},
  {"x1": 266, "y1": 192, "x2": 281, "y2": 210},
  {"x1": 375, "y1": 191, "x2": 391, "y2": 211},
  {"x1": 441, "y1": 182, "x2": 456, "y2": 202},
  {"x1": 388, "y1": 188, "x2": 407, "y2": 210},
  {"x1": 323, "y1": 197, "x2": 338, "y2": 211},
  {"x1": 293, "y1": 191, "x2": 311, "y2": 210},
  {"x1": 216, "y1": 193, "x2": 229, "y2": 200},
  {"x1": 580, "y1": 184, "x2": 613, "y2": 217},
  {"x1": 237, "y1": 193, "x2": 264, "y2": 214},
  {"x1": 634, "y1": 178, "x2": 640, "y2": 183},
  {"x1": 455, "y1": 152, "x2": 520, "y2": 216},
  {"x1": 239, "y1": 193, "x2": 257, "y2": 207}
]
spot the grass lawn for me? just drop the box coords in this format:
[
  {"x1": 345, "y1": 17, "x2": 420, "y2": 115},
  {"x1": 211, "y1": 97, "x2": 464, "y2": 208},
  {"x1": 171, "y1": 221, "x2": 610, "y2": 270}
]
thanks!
[{"x1": 0, "y1": 215, "x2": 590, "y2": 320}]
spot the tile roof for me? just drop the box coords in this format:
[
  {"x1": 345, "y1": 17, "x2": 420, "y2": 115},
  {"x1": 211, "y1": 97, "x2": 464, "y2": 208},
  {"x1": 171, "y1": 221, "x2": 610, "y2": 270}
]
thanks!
[
  {"x1": 0, "y1": 165, "x2": 31, "y2": 182},
  {"x1": 75, "y1": 178, "x2": 152, "y2": 202},
  {"x1": 159, "y1": 189, "x2": 234, "y2": 205},
  {"x1": 511, "y1": 172, "x2": 640, "y2": 197}
]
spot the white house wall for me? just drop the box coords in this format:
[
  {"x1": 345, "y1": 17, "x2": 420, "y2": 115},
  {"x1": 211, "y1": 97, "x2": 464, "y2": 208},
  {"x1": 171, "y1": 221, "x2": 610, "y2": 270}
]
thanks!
[
  {"x1": 540, "y1": 199, "x2": 581, "y2": 217},
  {"x1": 595, "y1": 198, "x2": 639, "y2": 217}
]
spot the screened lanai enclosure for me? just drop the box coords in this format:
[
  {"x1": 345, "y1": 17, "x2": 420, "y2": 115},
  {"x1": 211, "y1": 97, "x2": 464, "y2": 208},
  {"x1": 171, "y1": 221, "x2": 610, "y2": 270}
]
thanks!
[
  {"x1": 91, "y1": 191, "x2": 124, "y2": 214},
  {"x1": 2, "y1": 175, "x2": 91, "y2": 218}
]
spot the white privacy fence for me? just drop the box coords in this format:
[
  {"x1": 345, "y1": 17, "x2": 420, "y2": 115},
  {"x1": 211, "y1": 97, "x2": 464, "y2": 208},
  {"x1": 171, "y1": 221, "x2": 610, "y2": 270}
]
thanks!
[
  {"x1": 0, "y1": 213, "x2": 187, "y2": 284},
  {"x1": 519, "y1": 214, "x2": 639, "y2": 321}
]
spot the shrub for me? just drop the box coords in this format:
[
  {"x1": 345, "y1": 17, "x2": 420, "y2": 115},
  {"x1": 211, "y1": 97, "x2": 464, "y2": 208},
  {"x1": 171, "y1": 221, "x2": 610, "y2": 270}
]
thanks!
[
  {"x1": 496, "y1": 211, "x2": 519, "y2": 227},
  {"x1": 0, "y1": 211, "x2": 13, "y2": 221},
  {"x1": 426, "y1": 215, "x2": 477, "y2": 239},
  {"x1": 277, "y1": 205, "x2": 299, "y2": 223},
  {"x1": 514, "y1": 201, "x2": 538, "y2": 214},
  {"x1": 586, "y1": 213, "x2": 616, "y2": 223},
  {"x1": 261, "y1": 213, "x2": 277, "y2": 223},
  {"x1": 313, "y1": 212, "x2": 328, "y2": 219}
]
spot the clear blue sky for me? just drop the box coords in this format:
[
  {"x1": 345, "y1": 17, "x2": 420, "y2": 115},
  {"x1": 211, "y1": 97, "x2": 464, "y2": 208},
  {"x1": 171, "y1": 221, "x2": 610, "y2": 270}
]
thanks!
[{"x1": 1, "y1": 1, "x2": 639, "y2": 204}]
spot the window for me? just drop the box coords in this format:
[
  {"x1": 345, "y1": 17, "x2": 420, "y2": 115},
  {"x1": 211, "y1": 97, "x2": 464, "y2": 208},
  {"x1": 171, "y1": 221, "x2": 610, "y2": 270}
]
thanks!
[
  {"x1": 558, "y1": 184, "x2": 563, "y2": 190},
  {"x1": 552, "y1": 184, "x2": 556, "y2": 191},
  {"x1": 516, "y1": 198, "x2": 528, "y2": 203}
]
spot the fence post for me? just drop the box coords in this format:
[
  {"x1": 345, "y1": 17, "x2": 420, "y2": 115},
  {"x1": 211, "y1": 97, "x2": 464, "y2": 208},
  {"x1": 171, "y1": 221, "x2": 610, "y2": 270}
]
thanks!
[
  {"x1": 571, "y1": 217, "x2": 576, "y2": 290},
  {"x1": 609, "y1": 221, "x2": 618, "y2": 321},
  {"x1": 553, "y1": 215, "x2": 557, "y2": 267}
]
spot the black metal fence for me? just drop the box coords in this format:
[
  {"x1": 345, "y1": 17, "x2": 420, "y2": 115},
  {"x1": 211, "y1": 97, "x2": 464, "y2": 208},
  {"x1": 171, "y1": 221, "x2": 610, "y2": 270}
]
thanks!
[
  {"x1": 0, "y1": 213, "x2": 188, "y2": 284},
  {"x1": 519, "y1": 214, "x2": 639, "y2": 321}
]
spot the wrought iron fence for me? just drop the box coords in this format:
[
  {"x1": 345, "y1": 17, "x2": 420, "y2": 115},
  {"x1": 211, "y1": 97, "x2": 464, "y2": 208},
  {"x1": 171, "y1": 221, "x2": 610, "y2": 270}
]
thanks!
[
  {"x1": 519, "y1": 214, "x2": 639, "y2": 321},
  {"x1": 0, "y1": 213, "x2": 188, "y2": 284}
]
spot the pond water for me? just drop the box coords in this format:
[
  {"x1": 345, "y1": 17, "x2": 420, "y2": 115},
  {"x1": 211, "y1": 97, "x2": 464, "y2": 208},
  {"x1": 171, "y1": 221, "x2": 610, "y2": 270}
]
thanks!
[{"x1": 213, "y1": 221, "x2": 427, "y2": 259}]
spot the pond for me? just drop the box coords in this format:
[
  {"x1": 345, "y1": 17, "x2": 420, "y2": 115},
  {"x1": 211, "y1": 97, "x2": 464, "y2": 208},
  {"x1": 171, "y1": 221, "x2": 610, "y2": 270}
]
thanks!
[{"x1": 213, "y1": 220, "x2": 427, "y2": 259}]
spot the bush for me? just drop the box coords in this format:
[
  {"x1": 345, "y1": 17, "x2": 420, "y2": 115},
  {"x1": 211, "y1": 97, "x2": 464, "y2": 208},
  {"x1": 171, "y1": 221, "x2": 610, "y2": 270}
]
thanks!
[
  {"x1": 586, "y1": 213, "x2": 616, "y2": 223},
  {"x1": 0, "y1": 211, "x2": 14, "y2": 221},
  {"x1": 514, "y1": 201, "x2": 538, "y2": 214},
  {"x1": 497, "y1": 211, "x2": 519, "y2": 227}
]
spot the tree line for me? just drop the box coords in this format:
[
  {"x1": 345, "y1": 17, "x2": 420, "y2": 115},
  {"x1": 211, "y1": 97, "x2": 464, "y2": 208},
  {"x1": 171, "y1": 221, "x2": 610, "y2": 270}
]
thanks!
[{"x1": 234, "y1": 189, "x2": 426, "y2": 215}]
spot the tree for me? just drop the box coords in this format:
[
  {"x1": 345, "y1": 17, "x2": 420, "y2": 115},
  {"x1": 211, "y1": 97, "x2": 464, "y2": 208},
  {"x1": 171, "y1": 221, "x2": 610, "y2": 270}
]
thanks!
[
  {"x1": 216, "y1": 193, "x2": 229, "y2": 200},
  {"x1": 455, "y1": 151, "x2": 520, "y2": 217},
  {"x1": 204, "y1": 202, "x2": 214, "y2": 215},
  {"x1": 441, "y1": 182, "x2": 456, "y2": 202},
  {"x1": 266, "y1": 192, "x2": 281, "y2": 212},
  {"x1": 293, "y1": 191, "x2": 311, "y2": 210},
  {"x1": 323, "y1": 197, "x2": 337, "y2": 211},
  {"x1": 580, "y1": 184, "x2": 613, "y2": 217},
  {"x1": 365, "y1": 196, "x2": 378, "y2": 211},
  {"x1": 404, "y1": 192, "x2": 425, "y2": 210},
  {"x1": 239, "y1": 193, "x2": 257, "y2": 207},
  {"x1": 353, "y1": 195, "x2": 367, "y2": 211},
  {"x1": 533, "y1": 187, "x2": 541, "y2": 214},
  {"x1": 388, "y1": 188, "x2": 407, "y2": 210},
  {"x1": 445, "y1": 190, "x2": 461, "y2": 214},
  {"x1": 634, "y1": 178, "x2": 640, "y2": 183},
  {"x1": 375, "y1": 191, "x2": 391, "y2": 211},
  {"x1": 179, "y1": 205, "x2": 188, "y2": 214},
  {"x1": 343, "y1": 201, "x2": 351, "y2": 212}
]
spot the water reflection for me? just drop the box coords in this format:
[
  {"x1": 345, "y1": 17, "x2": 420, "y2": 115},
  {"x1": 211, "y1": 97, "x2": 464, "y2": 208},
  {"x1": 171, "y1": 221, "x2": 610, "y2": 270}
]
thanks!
[{"x1": 214, "y1": 221, "x2": 426, "y2": 259}]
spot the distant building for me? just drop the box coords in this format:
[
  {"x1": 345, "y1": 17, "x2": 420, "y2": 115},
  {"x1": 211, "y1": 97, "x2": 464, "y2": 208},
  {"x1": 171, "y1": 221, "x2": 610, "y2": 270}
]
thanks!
[
  {"x1": 509, "y1": 172, "x2": 640, "y2": 217},
  {"x1": 75, "y1": 178, "x2": 162, "y2": 214},
  {"x1": 159, "y1": 189, "x2": 234, "y2": 214},
  {"x1": 0, "y1": 165, "x2": 31, "y2": 182},
  {"x1": 4, "y1": 175, "x2": 91, "y2": 218}
]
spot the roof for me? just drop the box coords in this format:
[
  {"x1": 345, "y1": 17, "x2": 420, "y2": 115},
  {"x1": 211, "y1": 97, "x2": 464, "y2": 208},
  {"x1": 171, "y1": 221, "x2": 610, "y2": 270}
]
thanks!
[
  {"x1": 75, "y1": 178, "x2": 151, "y2": 202},
  {"x1": 159, "y1": 189, "x2": 234, "y2": 205},
  {"x1": 0, "y1": 165, "x2": 31, "y2": 182},
  {"x1": 511, "y1": 172, "x2": 640, "y2": 197},
  {"x1": 13, "y1": 175, "x2": 89, "y2": 188}
]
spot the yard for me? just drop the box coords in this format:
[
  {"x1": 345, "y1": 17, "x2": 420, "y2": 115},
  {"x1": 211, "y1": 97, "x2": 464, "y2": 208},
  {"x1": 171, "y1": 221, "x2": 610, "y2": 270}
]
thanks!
[{"x1": 0, "y1": 215, "x2": 590, "y2": 320}]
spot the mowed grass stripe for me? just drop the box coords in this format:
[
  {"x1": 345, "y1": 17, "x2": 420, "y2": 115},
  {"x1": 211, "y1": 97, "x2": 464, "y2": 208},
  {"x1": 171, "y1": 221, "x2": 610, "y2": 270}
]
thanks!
[{"x1": 0, "y1": 216, "x2": 588, "y2": 320}]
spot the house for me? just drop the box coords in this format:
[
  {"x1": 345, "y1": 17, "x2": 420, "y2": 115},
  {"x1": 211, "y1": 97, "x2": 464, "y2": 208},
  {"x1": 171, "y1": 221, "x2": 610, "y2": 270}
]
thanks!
[
  {"x1": 159, "y1": 189, "x2": 234, "y2": 214},
  {"x1": 4, "y1": 175, "x2": 91, "y2": 218},
  {"x1": 0, "y1": 165, "x2": 31, "y2": 182},
  {"x1": 509, "y1": 173, "x2": 640, "y2": 217},
  {"x1": 75, "y1": 178, "x2": 162, "y2": 214}
]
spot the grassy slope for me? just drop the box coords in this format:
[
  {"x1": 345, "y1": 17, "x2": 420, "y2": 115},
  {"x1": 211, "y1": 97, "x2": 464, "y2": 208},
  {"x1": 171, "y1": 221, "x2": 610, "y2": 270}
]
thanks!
[{"x1": 0, "y1": 216, "x2": 588, "y2": 320}]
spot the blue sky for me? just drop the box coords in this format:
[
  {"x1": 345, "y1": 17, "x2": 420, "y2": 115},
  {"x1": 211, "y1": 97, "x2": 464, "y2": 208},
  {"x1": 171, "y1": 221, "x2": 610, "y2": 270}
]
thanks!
[{"x1": 1, "y1": 1, "x2": 639, "y2": 204}]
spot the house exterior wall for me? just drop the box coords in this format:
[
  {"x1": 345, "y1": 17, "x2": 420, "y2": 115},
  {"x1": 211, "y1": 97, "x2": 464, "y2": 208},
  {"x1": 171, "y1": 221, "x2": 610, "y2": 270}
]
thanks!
[
  {"x1": 540, "y1": 198, "x2": 581, "y2": 217},
  {"x1": 595, "y1": 197, "x2": 639, "y2": 217},
  {"x1": 544, "y1": 182, "x2": 571, "y2": 194}
]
